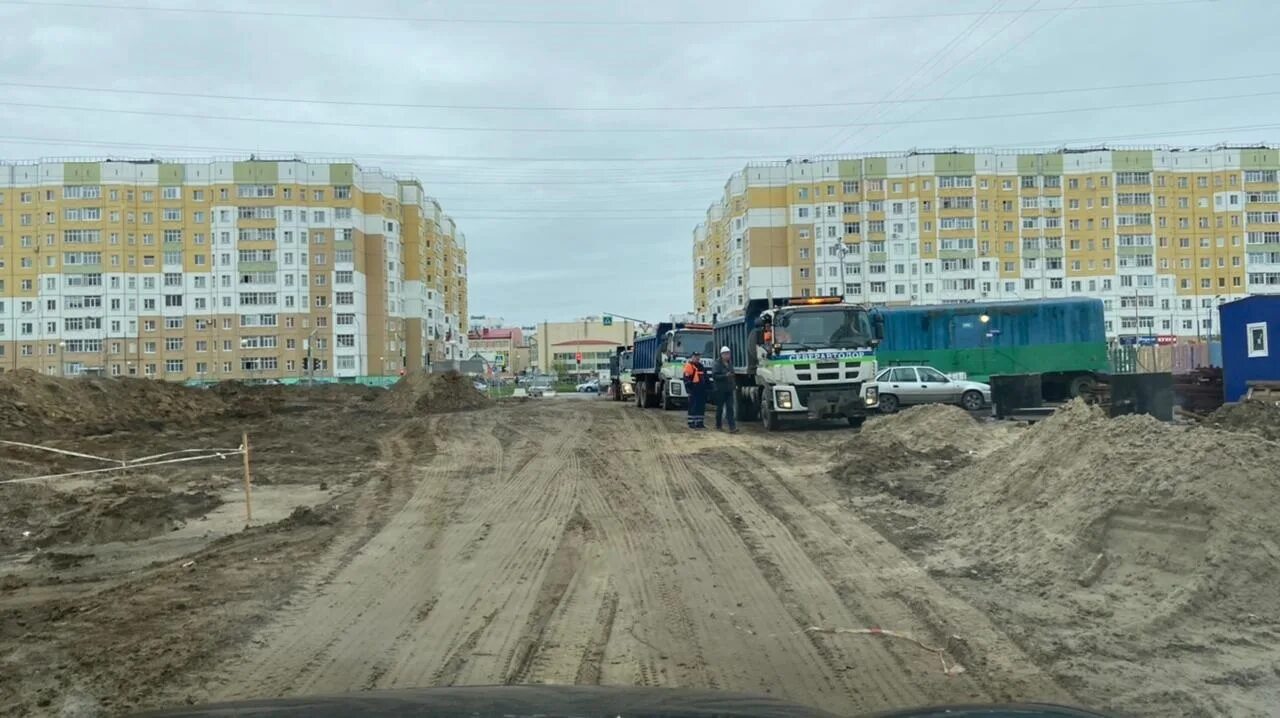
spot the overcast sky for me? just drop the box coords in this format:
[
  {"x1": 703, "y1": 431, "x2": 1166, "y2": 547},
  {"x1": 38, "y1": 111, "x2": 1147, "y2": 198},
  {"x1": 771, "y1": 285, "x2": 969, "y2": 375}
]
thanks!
[{"x1": 1, "y1": 0, "x2": 1275, "y2": 325}]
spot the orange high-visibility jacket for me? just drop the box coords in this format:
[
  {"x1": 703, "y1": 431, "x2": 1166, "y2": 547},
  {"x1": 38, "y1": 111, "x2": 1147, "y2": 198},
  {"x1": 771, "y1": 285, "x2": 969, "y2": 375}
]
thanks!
[{"x1": 682, "y1": 360, "x2": 705, "y2": 384}]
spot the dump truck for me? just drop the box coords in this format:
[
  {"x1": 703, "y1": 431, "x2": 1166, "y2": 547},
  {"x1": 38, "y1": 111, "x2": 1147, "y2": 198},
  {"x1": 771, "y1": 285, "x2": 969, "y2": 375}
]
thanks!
[
  {"x1": 713, "y1": 296, "x2": 882, "y2": 430},
  {"x1": 609, "y1": 346, "x2": 635, "y2": 401},
  {"x1": 632, "y1": 322, "x2": 715, "y2": 410}
]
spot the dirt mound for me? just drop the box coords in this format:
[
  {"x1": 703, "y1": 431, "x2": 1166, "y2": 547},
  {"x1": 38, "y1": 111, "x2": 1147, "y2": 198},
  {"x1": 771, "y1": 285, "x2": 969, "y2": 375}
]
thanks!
[
  {"x1": 0, "y1": 478, "x2": 221, "y2": 553},
  {"x1": 860, "y1": 404, "x2": 995, "y2": 452},
  {"x1": 378, "y1": 371, "x2": 489, "y2": 414},
  {"x1": 931, "y1": 400, "x2": 1280, "y2": 715},
  {"x1": 832, "y1": 405, "x2": 1010, "y2": 504},
  {"x1": 0, "y1": 370, "x2": 230, "y2": 436},
  {"x1": 1205, "y1": 398, "x2": 1280, "y2": 441}
]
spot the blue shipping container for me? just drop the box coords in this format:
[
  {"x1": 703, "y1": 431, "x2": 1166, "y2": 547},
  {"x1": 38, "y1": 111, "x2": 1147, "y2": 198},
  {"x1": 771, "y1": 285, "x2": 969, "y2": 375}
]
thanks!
[{"x1": 1218, "y1": 295, "x2": 1280, "y2": 402}]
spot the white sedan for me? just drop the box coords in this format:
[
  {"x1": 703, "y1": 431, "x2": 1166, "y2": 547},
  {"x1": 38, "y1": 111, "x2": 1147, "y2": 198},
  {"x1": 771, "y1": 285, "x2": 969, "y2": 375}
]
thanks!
[{"x1": 874, "y1": 365, "x2": 992, "y2": 413}]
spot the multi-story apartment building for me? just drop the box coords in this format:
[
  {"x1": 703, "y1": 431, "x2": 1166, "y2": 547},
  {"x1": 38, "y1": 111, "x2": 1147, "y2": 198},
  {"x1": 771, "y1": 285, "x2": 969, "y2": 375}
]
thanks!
[
  {"x1": 694, "y1": 147, "x2": 1280, "y2": 338},
  {"x1": 0, "y1": 158, "x2": 468, "y2": 380}
]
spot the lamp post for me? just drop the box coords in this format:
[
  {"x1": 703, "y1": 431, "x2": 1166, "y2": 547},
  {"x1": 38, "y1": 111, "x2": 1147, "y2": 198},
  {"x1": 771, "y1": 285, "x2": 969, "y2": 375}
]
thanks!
[
  {"x1": 58, "y1": 341, "x2": 66, "y2": 377},
  {"x1": 837, "y1": 242, "x2": 852, "y2": 300}
]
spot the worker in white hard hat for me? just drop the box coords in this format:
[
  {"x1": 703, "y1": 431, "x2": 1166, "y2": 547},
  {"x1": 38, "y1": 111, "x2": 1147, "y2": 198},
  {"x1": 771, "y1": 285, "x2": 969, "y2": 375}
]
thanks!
[{"x1": 711, "y1": 345, "x2": 738, "y2": 433}]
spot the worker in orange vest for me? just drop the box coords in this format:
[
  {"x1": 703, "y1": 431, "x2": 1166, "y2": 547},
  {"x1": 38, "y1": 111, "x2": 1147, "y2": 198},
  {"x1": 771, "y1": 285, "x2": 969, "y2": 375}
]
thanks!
[{"x1": 682, "y1": 351, "x2": 707, "y2": 429}]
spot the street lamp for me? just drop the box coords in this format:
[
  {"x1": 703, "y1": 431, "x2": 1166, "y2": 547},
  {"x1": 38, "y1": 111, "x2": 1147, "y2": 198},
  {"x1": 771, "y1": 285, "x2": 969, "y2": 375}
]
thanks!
[
  {"x1": 837, "y1": 243, "x2": 852, "y2": 300},
  {"x1": 58, "y1": 341, "x2": 66, "y2": 377}
]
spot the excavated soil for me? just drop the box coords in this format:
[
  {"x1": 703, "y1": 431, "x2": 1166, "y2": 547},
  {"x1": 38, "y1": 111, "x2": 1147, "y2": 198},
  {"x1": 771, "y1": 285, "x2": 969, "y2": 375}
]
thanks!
[
  {"x1": 0, "y1": 370, "x2": 228, "y2": 436},
  {"x1": 1205, "y1": 398, "x2": 1280, "y2": 442},
  {"x1": 378, "y1": 370, "x2": 490, "y2": 414},
  {"x1": 836, "y1": 400, "x2": 1280, "y2": 717},
  {"x1": 0, "y1": 477, "x2": 221, "y2": 554}
]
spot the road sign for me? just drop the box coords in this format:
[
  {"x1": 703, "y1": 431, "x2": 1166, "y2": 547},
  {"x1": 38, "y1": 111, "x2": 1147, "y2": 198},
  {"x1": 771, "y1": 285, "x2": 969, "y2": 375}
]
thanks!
[
  {"x1": 1157, "y1": 335, "x2": 1178, "y2": 345},
  {"x1": 602, "y1": 315, "x2": 613, "y2": 326}
]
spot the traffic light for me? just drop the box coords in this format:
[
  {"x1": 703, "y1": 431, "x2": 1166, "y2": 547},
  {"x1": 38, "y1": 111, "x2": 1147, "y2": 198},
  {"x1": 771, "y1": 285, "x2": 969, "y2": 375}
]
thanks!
[{"x1": 301, "y1": 357, "x2": 308, "y2": 370}]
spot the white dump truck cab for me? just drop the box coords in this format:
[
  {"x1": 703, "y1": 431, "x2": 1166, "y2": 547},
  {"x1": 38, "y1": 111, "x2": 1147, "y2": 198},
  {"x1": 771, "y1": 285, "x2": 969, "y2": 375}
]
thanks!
[
  {"x1": 655, "y1": 325, "x2": 714, "y2": 410},
  {"x1": 751, "y1": 297, "x2": 882, "y2": 429}
]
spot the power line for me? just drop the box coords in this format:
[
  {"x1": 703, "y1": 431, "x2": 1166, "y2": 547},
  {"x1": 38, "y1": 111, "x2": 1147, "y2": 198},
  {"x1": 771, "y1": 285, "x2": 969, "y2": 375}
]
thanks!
[
  {"x1": 827, "y1": 0, "x2": 1041, "y2": 152},
  {"x1": 2, "y1": 122, "x2": 1280, "y2": 167},
  {"x1": 5, "y1": 70, "x2": 1271, "y2": 112},
  {"x1": 859, "y1": 0, "x2": 1084, "y2": 152},
  {"x1": 3, "y1": 88, "x2": 1278, "y2": 134},
  {"x1": 0, "y1": 0, "x2": 1215, "y2": 26}
]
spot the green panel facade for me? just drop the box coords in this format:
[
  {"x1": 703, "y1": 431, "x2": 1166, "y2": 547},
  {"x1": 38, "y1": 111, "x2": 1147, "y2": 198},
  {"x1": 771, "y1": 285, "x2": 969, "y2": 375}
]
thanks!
[
  {"x1": 864, "y1": 157, "x2": 888, "y2": 178},
  {"x1": 1240, "y1": 149, "x2": 1280, "y2": 170},
  {"x1": 1112, "y1": 150, "x2": 1154, "y2": 171},
  {"x1": 330, "y1": 163, "x2": 355, "y2": 184},
  {"x1": 1017, "y1": 153, "x2": 1064, "y2": 175},
  {"x1": 933, "y1": 153, "x2": 975, "y2": 176},
  {"x1": 64, "y1": 162, "x2": 100, "y2": 183},
  {"x1": 837, "y1": 160, "x2": 862, "y2": 179},
  {"x1": 158, "y1": 164, "x2": 185, "y2": 184},
  {"x1": 233, "y1": 161, "x2": 279, "y2": 183}
]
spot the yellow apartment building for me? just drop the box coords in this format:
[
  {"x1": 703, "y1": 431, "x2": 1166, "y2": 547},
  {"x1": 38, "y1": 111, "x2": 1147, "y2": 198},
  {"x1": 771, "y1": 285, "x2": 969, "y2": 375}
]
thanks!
[
  {"x1": 694, "y1": 147, "x2": 1280, "y2": 338},
  {"x1": 0, "y1": 158, "x2": 468, "y2": 380}
]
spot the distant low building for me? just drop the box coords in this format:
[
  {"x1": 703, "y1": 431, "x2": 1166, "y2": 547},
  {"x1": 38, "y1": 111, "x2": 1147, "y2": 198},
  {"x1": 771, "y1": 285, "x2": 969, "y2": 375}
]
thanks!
[
  {"x1": 467, "y1": 327, "x2": 526, "y2": 375},
  {"x1": 532, "y1": 318, "x2": 636, "y2": 378}
]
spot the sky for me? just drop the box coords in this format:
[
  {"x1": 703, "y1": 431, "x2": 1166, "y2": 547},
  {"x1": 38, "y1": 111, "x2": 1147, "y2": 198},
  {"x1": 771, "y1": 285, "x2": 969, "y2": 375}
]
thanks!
[{"x1": 0, "y1": 0, "x2": 1276, "y2": 325}]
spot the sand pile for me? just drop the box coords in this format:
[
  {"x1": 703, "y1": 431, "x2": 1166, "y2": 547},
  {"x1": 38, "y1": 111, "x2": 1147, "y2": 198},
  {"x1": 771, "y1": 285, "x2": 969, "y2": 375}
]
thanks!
[
  {"x1": 378, "y1": 371, "x2": 489, "y2": 415},
  {"x1": 859, "y1": 403, "x2": 996, "y2": 452},
  {"x1": 928, "y1": 400, "x2": 1280, "y2": 715},
  {"x1": 0, "y1": 370, "x2": 230, "y2": 436},
  {"x1": 1205, "y1": 398, "x2": 1280, "y2": 442},
  {"x1": 831, "y1": 405, "x2": 1013, "y2": 503}
]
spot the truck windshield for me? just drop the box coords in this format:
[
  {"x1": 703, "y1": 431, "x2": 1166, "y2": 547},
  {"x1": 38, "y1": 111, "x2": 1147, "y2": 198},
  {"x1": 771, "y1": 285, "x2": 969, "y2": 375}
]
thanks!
[
  {"x1": 672, "y1": 331, "x2": 714, "y2": 358},
  {"x1": 775, "y1": 308, "x2": 873, "y2": 349}
]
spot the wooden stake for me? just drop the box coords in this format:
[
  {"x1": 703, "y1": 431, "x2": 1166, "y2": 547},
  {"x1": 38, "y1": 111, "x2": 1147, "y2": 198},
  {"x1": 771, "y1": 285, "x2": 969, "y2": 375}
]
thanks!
[{"x1": 241, "y1": 431, "x2": 253, "y2": 525}]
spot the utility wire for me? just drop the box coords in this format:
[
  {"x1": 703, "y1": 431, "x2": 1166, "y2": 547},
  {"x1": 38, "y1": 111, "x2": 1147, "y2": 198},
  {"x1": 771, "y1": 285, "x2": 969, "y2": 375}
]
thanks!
[
  {"x1": 5, "y1": 70, "x2": 1269, "y2": 112},
  {"x1": 856, "y1": 0, "x2": 1079, "y2": 150},
  {"x1": 3, "y1": 89, "x2": 1277, "y2": 134},
  {"x1": 2, "y1": 122, "x2": 1279, "y2": 167},
  {"x1": 814, "y1": 0, "x2": 1009, "y2": 153},
  {"x1": 0, "y1": 0, "x2": 1216, "y2": 26},
  {"x1": 827, "y1": 0, "x2": 1043, "y2": 152}
]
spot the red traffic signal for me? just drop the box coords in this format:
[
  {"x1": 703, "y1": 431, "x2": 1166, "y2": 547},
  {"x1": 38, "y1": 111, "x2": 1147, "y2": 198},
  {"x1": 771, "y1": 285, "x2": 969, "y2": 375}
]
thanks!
[{"x1": 575, "y1": 352, "x2": 583, "y2": 363}]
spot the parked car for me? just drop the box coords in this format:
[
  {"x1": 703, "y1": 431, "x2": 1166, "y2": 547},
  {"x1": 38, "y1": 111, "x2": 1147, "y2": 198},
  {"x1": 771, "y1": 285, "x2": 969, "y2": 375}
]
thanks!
[
  {"x1": 528, "y1": 380, "x2": 556, "y2": 398},
  {"x1": 576, "y1": 381, "x2": 599, "y2": 393},
  {"x1": 873, "y1": 365, "x2": 992, "y2": 413},
  {"x1": 473, "y1": 380, "x2": 488, "y2": 391}
]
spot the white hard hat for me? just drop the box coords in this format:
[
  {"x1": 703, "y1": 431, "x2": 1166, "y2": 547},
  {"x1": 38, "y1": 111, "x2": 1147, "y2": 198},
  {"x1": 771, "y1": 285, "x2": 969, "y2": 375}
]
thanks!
[{"x1": 720, "y1": 346, "x2": 731, "y2": 353}]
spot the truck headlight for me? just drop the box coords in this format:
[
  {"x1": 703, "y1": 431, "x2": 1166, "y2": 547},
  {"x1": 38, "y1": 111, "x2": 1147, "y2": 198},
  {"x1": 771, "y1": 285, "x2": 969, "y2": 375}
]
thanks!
[
  {"x1": 865, "y1": 385, "x2": 879, "y2": 405},
  {"x1": 775, "y1": 389, "x2": 793, "y2": 410},
  {"x1": 623, "y1": 382, "x2": 633, "y2": 393}
]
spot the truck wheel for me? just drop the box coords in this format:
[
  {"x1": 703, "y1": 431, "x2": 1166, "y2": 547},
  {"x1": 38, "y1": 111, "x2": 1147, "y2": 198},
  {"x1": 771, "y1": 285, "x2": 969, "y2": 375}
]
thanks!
[
  {"x1": 878, "y1": 394, "x2": 899, "y2": 414},
  {"x1": 846, "y1": 416, "x2": 866, "y2": 428},
  {"x1": 735, "y1": 389, "x2": 754, "y2": 422},
  {"x1": 761, "y1": 392, "x2": 781, "y2": 431},
  {"x1": 1068, "y1": 375, "x2": 1096, "y2": 399},
  {"x1": 636, "y1": 383, "x2": 644, "y2": 408},
  {"x1": 961, "y1": 390, "x2": 985, "y2": 412}
]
